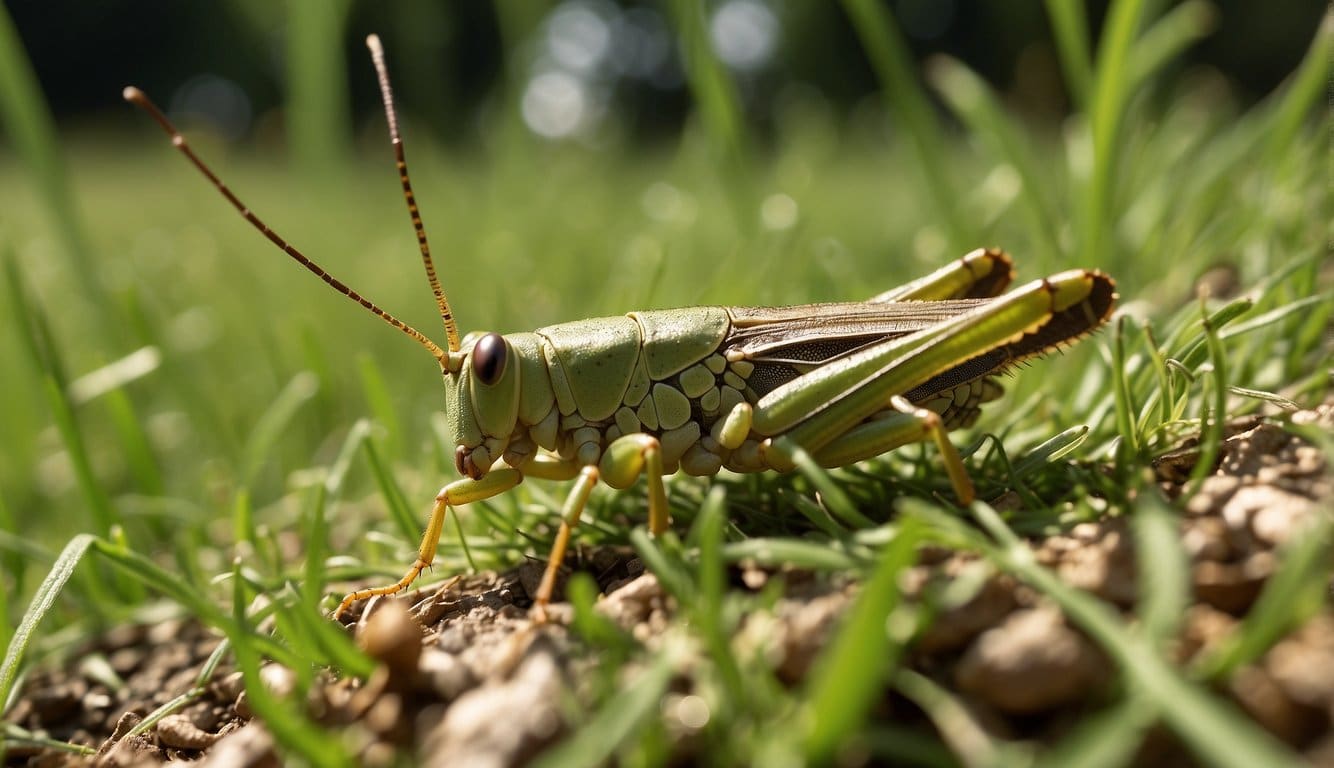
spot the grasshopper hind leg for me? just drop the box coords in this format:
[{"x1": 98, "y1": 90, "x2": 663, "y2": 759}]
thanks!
[{"x1": 771, "y1": 395, "x2": 976, "y2": 505}]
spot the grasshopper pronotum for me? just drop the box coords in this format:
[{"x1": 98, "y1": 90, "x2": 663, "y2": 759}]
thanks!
[{"x1": 126, "y1": 35, "x2": 1116, "y2": 620}]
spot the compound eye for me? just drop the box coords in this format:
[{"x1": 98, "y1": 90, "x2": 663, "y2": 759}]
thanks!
[{"x1": 472, "y1": 333, "x2": 507, "y2": 386}]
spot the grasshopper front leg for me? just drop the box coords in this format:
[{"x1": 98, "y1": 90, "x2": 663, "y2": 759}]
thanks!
[
  {"x1": 334, "y1": 468, "x2": 524, "y2": 618},
  {"x1": 336, "y1": 434, "x2": 674, "y2": 620}
]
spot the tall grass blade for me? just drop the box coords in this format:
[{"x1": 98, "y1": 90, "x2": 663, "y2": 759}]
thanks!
[
  {"x1": 228, "y1": 560, "x2": 352, "y2": 767},
  {"x1": 285, "y1": 0, "x2": 352, "y2": 175},
  {"x1": 840, "y1": 0, "x2": 970, "y2": 251},
  {"x1": 361, "y1": 436, "x2": 419, "y2": 544},
  {"x1": 894, "y1": 668, "x2": 1003, "y2": 768},
  {"x1": 1125, "y1": 0, "x2": 1216, "y2": 90},
  {"x1": 1134, "y1": 487, "x2": 1188, "y2": 648},
  {"x1": 1033, "y1": 695, "x2": 1157, "y2": 768},
  {"x1": 1081, "y1": 0, "x2": 1151, "y2": 265},
  {"x1": 926, "y1": 55, "x2": 1063, "y2": 268},
  {"x1": 665, "y1": 0, "x2": 753, "y2": 226},
  {"x1": 0, "y1": 2, "x2": 110, "y2": 325},
  {"x1": 1259, "y1": 16, "x2": 1331, "y2": 163},
  {"x1": 241, "y1": 371, "x2": 320, "y2": 487},
  {"x1": 0, "y1": 534, "x2": 95, "y2": 718},
  {"x1": 1042, "y1": 0, "x2": 1094, "y2": 108},
  {"x1": 1187, "y1": 297, "x2": 1229, "y2": 489},
  {"x1": 532, "y1": 644, "x2": 680, "y2": 768},
  {"x1": 803, "y1": 519, "x2": 923, "y2": 763}
]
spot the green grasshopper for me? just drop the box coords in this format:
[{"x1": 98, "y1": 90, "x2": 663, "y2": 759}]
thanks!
[{"x1": 126, "y1": 35, "x2": 1116, "y2": 620}]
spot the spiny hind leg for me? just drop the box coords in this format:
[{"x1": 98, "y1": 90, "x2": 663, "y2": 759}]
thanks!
[
  {"x1": 334, "y1": 467, "x2": 523, "y2": 619},
  {"x1": 776, "y1": 395, "x2": 976, "y2": 505}
]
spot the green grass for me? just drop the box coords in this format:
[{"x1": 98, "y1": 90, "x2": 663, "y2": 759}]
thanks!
[{"x1": 2, "y1": 3, "x2": 1330, "y2": 766}]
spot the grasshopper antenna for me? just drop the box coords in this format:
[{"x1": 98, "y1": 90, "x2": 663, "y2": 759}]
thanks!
[
  {"x1": 365, "y1": 34, "x2": 461, "y2": 354},
  {"x1": 121, "y1": 85, "x2": 450, "y2": 368}
]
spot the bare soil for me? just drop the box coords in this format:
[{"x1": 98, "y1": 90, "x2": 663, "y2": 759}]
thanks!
[{"x1": 5, "y1": 404, "x2": 1331, "y2": 767}]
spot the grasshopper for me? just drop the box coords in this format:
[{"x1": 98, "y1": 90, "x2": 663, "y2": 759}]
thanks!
[{"x1": 125, "y1": 35, "x2": 1116, "y2": 620}]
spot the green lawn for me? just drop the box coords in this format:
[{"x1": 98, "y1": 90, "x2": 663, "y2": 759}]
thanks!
[{"x1": 1, "y1": 4, "x2": 1329, "y2": 766}]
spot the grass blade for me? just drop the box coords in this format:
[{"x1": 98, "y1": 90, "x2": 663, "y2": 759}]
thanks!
[
  {"x1": 362, "y1": 435, "x2": 420, "y2": 544},
  {"x1": 0, "y1": 534, "x2": 95, "y2": 717},
  {"x1": 926, "y1": 55, "x2": 1063, "y2": 268},
  {"x1": 1043, "y1": 0, "x2": 1094, "y2": 108},
  {"x1": 1033, "y1": 695, "x2": 1158, "y2": 768},
  {"x1": 840, "y1": 0, "x2": 970, "y2": 251},
  {"x1": 968, "y1": 503, "x2": 1305, "y2": 768},
  {"x1": 241, "y1": 371, "x2": 320, "y2": 487},
  {"x1": 894, "y1": 668, "x2": 1004, "y2": 768},
  {"x1": 664, "y1": 0, "x2": 753, "y2": 226},
  {"x1": 787, "y1": 445, "x2": 875, "y2": 529},
  {"x1": 1126, "y1": 0, "x2": 1216, "y2": 90},
  {"x1": 0, "y1": 2, "x2": 109, "y2": 324},
  {"x1": 1134, "y1": 486, "x2": 1188, "y2": 648},
  {"x1": 722, "y1": 538, "x2": 861, "y2": 571},
  {"x1": 1081, "y1": 0, "x2": 1151, "y2": 265},
  {"x1": 803, "y1": 518, "x2": 923, "y2": 763},
  {"x1": 285, "y1": 0, "x2": 351, "y2": 174},
  {"x1": 531, "y1": 643, "x2": 680, "y2": 768}
]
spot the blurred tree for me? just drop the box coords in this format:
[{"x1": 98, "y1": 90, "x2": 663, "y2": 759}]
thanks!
[{"x1": 0, "y1": 0, "x2": 1325, "y2": 147}]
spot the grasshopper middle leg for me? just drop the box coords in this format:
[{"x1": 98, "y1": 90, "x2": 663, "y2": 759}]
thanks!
[{"x1": 531, "y1": 433, "x2": 670, "y2": 618}]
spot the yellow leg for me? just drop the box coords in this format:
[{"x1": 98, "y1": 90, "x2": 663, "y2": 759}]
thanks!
[
  {"x1": 334, "y1": 467, "x2": 523, "y2": 618},
  {"x1": 805, "y1": 395, "x2": 975, "y2": 504},
  {"x1": 600, "y1": 433, "x2": 669, "y2": 534},
  {"x1": 532, "y1": 465, "x2": 600, "y2": 621},
  {"x1": 531, "y1": 433, "x2": 671, "y2": 621}
]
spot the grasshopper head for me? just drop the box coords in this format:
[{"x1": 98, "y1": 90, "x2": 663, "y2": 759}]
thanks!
[{"x1": 445, "y1": 332, "x2": 521, "y2": 480}]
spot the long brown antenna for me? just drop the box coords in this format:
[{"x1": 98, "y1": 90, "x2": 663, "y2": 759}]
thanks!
[
  {"x1": 122, "y1": 86, "x2": 449, "y2": 368},
  {"x1": 365, "y1": 34, "x2": 461, "y2": 353}
]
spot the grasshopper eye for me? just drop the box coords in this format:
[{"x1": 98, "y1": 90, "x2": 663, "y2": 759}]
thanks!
[{"x1": 472, "y1": 333, "x2": 507, "y2": 386}]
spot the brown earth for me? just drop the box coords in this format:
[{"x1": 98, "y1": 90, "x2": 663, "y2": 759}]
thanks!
[{"x1": 4, "y1": 404, "x2": 1331, "y2": 767}]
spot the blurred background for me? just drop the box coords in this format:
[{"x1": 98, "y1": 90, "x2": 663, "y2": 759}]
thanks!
[{"x1": 8, "y1": 1, "x2": 1324, "y2": 143}]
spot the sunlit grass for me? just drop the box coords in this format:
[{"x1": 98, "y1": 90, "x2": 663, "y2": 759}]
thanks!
[{"x1": 1, "y1": 3, "x2": 1329, "y2": 765}]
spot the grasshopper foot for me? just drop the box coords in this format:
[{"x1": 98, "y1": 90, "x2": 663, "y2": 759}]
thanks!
[{"x1": 334, "y1": 557, "x2": 429, "y2": 620}]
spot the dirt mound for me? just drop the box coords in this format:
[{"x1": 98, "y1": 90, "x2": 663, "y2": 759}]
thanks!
[{"x1": 5, "y1": 405, "x2": 1331, "y2": 766}]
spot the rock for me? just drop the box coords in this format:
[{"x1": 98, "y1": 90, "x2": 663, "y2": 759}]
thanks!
[
  {"x1": 1045, "y1": 518, "x2": 1137, "y2": 607},
  {"x1": 915, "y1": 572, "x2": 1018, "y2": 655},
  {"x1": 420, "y1": 640, "x2": 567, "y2": 768},
  {"x1": 156, "y1": 712, "x2": 220, "y2": 750},
  {"x1": 419, "y1": 648, "x2": 477, "y2": 701},
  {"x1": 1229, "y1": 665, "x2": 1324, "y2": 746},
  {"x1": 358, "y1": 600, "x2": 424, "y2": 684},
  {"x1": 1264, "y1": 615, "x2": 1334, "y2": 714},
  {"x1": 1193, "y1": 552, "x2": 1273, "y2": 614},
  {"x1": 955, "y1": 608, "x2": 1107, "y2": 714},
  {"x1": 596, "y1": 572, "x2": 670, "y2": 631},
  {"x1": 1247, "y1": 491, "x2": 1318, "y2": 546},
  {"x1": 198, "y1": 723, "x2": 280, "y2": 768}
]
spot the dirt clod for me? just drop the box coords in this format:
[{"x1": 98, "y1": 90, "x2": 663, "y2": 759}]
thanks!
[
  {"x1": 358, "y1": 601, "x2": 424, "y2": 682},
  {"x1": 419, "y1": 639, "x2": 568, "y2": 768},
  {"x1": 955, "y1": 607, "x2": 1108, "y2": 714}
]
